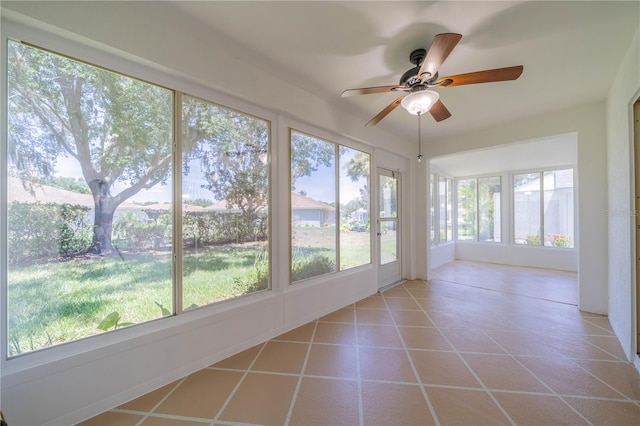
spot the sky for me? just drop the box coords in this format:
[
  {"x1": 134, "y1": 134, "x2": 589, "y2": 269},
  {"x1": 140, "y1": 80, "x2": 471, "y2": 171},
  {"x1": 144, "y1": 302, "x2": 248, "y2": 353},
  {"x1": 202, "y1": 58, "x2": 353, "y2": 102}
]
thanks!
[{"x1": 54, "y1": 150, "x2": 367, "y2": 205}]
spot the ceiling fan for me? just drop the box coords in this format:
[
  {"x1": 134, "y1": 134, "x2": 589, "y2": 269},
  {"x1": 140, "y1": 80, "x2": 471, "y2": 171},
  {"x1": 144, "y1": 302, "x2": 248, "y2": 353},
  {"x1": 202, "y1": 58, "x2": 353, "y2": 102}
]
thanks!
[{"x1": 341, "y1": 33, "x2": 524, "y2": 126}]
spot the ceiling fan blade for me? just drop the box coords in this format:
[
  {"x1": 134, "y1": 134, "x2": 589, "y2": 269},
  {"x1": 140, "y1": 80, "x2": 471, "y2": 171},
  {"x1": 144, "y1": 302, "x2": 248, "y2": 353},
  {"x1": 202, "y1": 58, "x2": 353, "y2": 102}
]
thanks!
[
  {"x1": 438, "y1": 65, "x2": 524, "y2": 87},
  {"x1": 418, "y1": 33, "x2": 462, "y2": 81},
  {"x1": 365, "y1": 97, "x2": 404, "y2": 127},
  {"x1": 429, "y1": 99, "x2": 452, "y2": 122},
  {"x1": 341, "y1": 85, "x2": 405, "y2": 97}
]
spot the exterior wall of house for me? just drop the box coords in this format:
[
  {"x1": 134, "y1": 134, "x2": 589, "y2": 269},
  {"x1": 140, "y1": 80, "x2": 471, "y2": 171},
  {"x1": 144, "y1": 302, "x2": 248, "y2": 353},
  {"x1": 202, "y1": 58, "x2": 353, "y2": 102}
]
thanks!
[{"x1": 606, "y1": 27, "x2": 640, "y2": 362}]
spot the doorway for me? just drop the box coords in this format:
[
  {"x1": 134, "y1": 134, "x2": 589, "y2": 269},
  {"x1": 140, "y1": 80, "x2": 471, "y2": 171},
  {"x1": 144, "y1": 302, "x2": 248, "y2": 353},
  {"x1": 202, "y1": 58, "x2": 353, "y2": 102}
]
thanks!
[{"x1": 378, "y1": 168, "x2": 401, "y2": 289}]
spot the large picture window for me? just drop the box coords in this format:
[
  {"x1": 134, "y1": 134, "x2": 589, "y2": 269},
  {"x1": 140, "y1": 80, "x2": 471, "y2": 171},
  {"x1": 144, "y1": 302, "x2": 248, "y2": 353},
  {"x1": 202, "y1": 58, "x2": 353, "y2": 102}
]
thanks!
[
  {"x1": 290, "y1": 130, "x2": 370, "y2": 282},
  {"x1": 181, "y1": 96, "x2": 270, "y2": 309},
  {"x1": 4, "y1": 41, "x2": 271, "y2": 356},
  {"x1": 514, "y1": 169, "x2": 574, "y2": 247},
  {"x1": 6, "y1": 41, "x2": 174, "y2": 355}
]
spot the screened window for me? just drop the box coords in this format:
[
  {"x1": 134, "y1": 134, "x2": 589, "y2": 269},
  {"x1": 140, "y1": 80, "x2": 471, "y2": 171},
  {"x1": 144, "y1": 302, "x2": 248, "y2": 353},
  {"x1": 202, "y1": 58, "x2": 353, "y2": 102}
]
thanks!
[
  {"x1": 429, "y1": 174, "x2": 435, "y2": 245},
  {"x1": 6, "y1": 41, "x2": 173, "y2": 355},
  {"x1": 457, "y1": 179, "x2": 477, "y2": 241},
  {"x1": 339, "y1": 147, "x2": 371, "y2": 269},
  {"x1": 479, "y1": 177, "x2": 501, "y2": 242},
  {"x1": 430, "y1": 174, "x2": 452, "y2": 244},
  {"x1": 456, "y1": 176, "x2": 501, "y2": 242},
  {"x1": 290, "y1": 130, "x2": 370, "y2": 282},
  {"x1": 181, "y1": 95, "x2": 270, "y2": 309},
  {"x1": 514, "y1": 169, "x2": 574, "y2": 247},
  {"x1": 4, "y1": 41, "x2": 272, "y2": 357}
]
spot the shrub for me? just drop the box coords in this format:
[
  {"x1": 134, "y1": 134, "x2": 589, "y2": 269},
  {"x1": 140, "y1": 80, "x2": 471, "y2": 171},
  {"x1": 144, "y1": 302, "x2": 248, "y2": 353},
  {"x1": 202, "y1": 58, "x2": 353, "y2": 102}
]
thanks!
[
  {"x1": 291, "y1": 254, "x2": 336, "y2": 282},
  {"x1": 525, "y1": 234, "x2": 541, "y2": 245},
  {"x1": 548, "y1": 234, "x2": 573, "y2": 247},
  {"x1": 8, "y1": 202, "x2": 93, "y2": 265}
]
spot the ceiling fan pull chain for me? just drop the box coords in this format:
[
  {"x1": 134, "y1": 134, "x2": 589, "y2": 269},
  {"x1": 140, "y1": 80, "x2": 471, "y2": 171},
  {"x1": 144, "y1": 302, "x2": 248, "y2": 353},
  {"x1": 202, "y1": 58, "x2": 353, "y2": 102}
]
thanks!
[{"x1": 417, "y1": 112, "x2": 423, "y2": 163}]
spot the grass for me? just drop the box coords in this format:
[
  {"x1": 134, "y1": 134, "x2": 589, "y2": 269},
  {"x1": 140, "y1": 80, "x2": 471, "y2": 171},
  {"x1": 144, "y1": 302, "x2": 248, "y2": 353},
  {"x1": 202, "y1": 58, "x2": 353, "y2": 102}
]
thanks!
[
  {"x1": 7, "y1": 243, "x2": 267, "y2": 356},
  {"x1": 8, "y1": 229, "x2": 374, "y2": 356}
]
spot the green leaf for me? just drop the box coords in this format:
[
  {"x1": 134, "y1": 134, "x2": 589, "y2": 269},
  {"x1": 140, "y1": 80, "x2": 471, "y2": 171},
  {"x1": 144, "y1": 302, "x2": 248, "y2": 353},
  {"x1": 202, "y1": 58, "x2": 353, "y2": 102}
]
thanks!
[
  {"x1": 154, "y1": 301, "x2": 171, "y2": 317},
  {"x1": 97, "y1": 311, "x2": 121, "y2": 331}
]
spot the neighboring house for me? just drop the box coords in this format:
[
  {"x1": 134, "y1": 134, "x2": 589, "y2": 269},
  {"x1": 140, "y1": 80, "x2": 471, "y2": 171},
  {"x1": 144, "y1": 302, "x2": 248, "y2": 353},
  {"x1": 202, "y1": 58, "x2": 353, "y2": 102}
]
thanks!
[
  {"x1": 202, "y1": 192, "x2": 335, "y2": 227},
  {"x1": 291, "y1": 192, "x2": 335, "y2": 227},
  {"x1": 351, "y1": 207, "x2": 368, "y2": 223},
  {"x1": 7, "y1": 176, "x2": 148, "y2": 222}
]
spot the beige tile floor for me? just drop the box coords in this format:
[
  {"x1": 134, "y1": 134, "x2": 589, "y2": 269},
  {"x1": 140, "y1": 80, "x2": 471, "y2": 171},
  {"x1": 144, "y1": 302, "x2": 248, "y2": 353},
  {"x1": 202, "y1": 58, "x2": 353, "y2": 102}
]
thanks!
[{"x1": 81, "y1": 261, "x2": 640, "y2": 425}]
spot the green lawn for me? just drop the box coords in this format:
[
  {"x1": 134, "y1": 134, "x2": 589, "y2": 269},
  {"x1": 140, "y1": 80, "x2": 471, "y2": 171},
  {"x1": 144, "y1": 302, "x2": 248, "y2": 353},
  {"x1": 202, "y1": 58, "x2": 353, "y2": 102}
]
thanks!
[
  {"x1": 8, "y1": 229, "x2": 374, "y2": 356},
  {"x1": 7, "y1": 243, "x2": 267, "y2": 356}
]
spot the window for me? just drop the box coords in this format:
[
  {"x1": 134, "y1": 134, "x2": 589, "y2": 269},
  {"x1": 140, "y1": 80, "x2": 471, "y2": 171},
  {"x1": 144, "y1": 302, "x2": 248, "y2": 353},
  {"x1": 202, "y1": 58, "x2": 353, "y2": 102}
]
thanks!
[
  {"x1": 429, "y1": 174, "x2": 435, "y2": 245},
  {"x1": 457, "y1": 179, "x2": 477, "y2": 240},
  {"x1": 457, "y1": 176, "x2": 501, "y2": 242},
  {"x1": 6, "y1": 41, "x2": 173, "y2": 355},
  {"x1": 430, "y1": 174, "x2": 452, "y2": 244},
  {"x1": 437, "y1": 176, "x2": 453, "y2": 242},
  {"x1": 290, "y1": 130, "x2": 370, "y2": 282},
  {"x1": 339, "y1": 147, "x2": 371, "y2": 269},
  {"x1": 181, "y1": 95, "x2": 270, "y2": 309},
  {"x1": 479, "y1": 177, "x2": 501, "y2": 242},
  {"x1": 5, "y1": 41, "x2": 272, "y2": 356},
  {"x1": 514, "y1": 169, "x2": 574, "y2": 247}
]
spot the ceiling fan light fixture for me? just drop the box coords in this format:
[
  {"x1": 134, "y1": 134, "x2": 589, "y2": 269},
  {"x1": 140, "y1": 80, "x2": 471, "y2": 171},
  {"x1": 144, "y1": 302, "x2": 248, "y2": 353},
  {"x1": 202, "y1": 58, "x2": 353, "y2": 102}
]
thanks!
[{"x1": 401, "y1": 90, "x2": 439, "y2": 115}]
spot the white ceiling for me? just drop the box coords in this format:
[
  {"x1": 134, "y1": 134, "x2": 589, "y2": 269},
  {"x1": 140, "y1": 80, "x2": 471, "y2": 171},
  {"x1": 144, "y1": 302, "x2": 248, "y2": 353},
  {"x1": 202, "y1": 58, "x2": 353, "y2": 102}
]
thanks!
[
  {"x1": 168, "y1": 1, "x2": 639, "y2": 142},
  {"x1": 430, "y1": 132, "x2": 577, "y2": 177}
]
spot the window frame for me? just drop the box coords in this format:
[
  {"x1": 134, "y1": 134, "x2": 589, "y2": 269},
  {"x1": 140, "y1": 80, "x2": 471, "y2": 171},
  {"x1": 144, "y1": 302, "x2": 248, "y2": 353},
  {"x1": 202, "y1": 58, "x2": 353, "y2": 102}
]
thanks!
[
  {"x1": 288, "y1": 127, "x2": 372, "y2": 284},
  {"x1": 454, "y1": 174, "x2": 502, "y2": 243},
  {"x1": 430, "y1": 173, "x2": 453, "y2": 246},
  {"x1": 511, "y1": 166, "x2": 576, "y2": 249}
]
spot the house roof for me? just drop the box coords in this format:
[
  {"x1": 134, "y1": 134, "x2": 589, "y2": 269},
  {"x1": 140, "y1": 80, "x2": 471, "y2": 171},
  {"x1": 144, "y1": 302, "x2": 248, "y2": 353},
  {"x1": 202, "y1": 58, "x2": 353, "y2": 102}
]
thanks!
[
  {"x1": 291, "y1": 192, "x2": 335, "y2": 211},
  {"x1": 7, "y1": 176, "x2": 144, "y2": 210},
  {"x1": 204, "y1": 193, "x2": 335, "y2": 212}
]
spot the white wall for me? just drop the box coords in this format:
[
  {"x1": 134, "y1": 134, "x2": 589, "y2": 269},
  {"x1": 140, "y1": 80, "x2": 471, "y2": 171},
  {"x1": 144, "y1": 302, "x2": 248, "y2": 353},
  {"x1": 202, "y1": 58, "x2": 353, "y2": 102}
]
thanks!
[
  {"x1": 0, "y1": 3, "x2": 417, "y2": 424},
  {"x1": 455, "y1": 242, "x2": 577, "y2": 271},
  {"x1": 425, "y1": 102, "x2": 608, "y2": 314},
  {"x1": 606, "y1": 27, "x2": 640, "y2": 362}
]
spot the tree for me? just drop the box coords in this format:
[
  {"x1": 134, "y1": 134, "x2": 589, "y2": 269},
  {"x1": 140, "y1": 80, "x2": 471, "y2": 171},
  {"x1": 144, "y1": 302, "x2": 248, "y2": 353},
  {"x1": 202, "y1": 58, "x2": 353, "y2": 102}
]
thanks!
[
  {"x1": 8, "y1": 41, "x2": 173, "y2": 254},
  {"x1": 8, "y1": 42, "x2": 342, "y2": 254},
  {"x1": 290, "y1": 131, "x2": 335, "y2": 189},
  {"x1": 342, "y1": 149, "x2": 370, "y2": 213},
  {"x1": 182, "y1": 97, "x2": 269, "y2": 242}
]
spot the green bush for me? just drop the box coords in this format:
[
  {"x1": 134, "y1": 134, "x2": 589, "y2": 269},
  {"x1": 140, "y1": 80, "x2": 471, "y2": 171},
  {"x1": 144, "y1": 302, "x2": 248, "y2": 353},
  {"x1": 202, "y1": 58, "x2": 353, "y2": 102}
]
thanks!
[
  {"x1": 525, "y1": 234, "x2": 541, "y2": 245},
  {"x1": 291, "y1": 254, "x2": 336, "y2": 282},
  {"x1": 548, "y1": 234, "x2": 573, "y2": 247},
  {"x1": 8, "y1": 202, "x2": 93, "y2": 265}
]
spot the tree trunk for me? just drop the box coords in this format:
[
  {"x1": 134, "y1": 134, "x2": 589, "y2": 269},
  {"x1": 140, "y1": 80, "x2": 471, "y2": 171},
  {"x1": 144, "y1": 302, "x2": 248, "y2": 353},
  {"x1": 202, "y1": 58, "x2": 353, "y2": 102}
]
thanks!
[{"x1": 89, "y1": 179, "x2": 117, "y2": 255}]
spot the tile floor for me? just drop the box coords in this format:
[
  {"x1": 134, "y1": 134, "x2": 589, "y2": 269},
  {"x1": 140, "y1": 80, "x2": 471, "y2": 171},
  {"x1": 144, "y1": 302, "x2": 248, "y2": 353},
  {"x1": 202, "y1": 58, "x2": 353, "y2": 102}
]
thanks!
[{"x1": 81, "y1": 261, "x2": 640, "y2": 425}]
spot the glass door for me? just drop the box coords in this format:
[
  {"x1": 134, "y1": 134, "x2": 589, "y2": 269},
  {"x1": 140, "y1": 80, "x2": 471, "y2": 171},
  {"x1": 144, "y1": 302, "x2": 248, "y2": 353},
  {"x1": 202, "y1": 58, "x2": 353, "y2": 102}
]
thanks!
[{"x1": 378, "y1": 168, "x2": 401, "y2": 288}]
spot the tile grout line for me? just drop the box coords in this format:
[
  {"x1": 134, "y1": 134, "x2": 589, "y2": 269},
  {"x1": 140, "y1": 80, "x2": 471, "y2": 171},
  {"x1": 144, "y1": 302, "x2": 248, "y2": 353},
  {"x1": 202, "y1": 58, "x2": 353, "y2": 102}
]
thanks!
[
  {"x1": 353, "y1": 302, "x2": 365, "y2": 426},
  {"x1": 428, "y1": 277, "x2": 579, "y2": 307},
  {"x1": 404, "y1": 282, "x2": 517, "y2": 426},
  {"x1": 283, "y1": 318, "x2": 319, "y2": 426},
  {"x1": 134, "y1": 375, "x2": 189, "y2": 426},
  {"x1": 211, "y1": 341, "x2": 269, "y2": 424},
  {"x1": 479, "y1": 327, "x2": 593, "y2": 425},
  {"x1": 380, "y1": 286, "x2": 441, "y2": 426}
]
